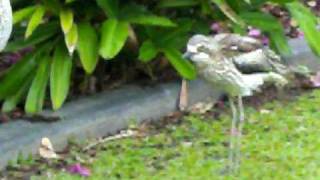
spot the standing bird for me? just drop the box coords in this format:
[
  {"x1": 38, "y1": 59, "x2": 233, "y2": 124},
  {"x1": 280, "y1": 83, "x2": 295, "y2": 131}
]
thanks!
[
  {"x1": 0, "y1": 0, "x2": 12, "y2": 51},
  {"x1": 183, "y1": 34, "x2": 288, "y2": 173}
]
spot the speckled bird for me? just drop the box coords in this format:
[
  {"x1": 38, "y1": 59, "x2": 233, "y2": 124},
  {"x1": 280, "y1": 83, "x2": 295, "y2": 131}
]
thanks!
[
  {"x1": 183, "y1": 33, "x2": 288, "y2": 173},
  {"x1": 0, "y1": 0, "x2": 12, "y2": 51}
]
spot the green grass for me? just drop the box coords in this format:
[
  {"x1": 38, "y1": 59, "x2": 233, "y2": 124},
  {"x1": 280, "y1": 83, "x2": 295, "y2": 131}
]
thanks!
[{"x1": 34, "y1": 90, "x2": 320, "y2": 179}]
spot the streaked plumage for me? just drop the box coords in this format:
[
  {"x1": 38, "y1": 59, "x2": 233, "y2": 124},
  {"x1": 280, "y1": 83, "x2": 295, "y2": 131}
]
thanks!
[
  {"x1": 184, "y1": 33, "x2": 288, "y2": 173},
  {"x1": 0, "y1": 0, "x2": 12, "y2": 51}
]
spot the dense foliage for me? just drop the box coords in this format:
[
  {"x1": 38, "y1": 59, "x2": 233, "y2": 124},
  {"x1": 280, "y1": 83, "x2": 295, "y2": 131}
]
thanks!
[{"x1": 0, "y1": 0, "x2": 319, "y2": 113}]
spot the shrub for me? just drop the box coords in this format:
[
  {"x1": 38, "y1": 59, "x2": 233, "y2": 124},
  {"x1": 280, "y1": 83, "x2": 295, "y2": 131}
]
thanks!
[{"x1": 0, "y1": 0, "x2": 319, "y2": 113}]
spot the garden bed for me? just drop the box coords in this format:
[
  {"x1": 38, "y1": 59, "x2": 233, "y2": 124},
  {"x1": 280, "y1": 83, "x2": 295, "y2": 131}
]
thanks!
[
  {"x1": 0, "y1": 38, "x2": 319, "y2": 171},
  {"x1": 2, "y1": 86, "x2": 320, "y2": 179}
]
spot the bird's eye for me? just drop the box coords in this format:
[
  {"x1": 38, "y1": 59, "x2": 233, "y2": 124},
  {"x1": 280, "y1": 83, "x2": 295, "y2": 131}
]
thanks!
[{"x1": 197, "y1": 45, "x2": 206, "y2": 51}]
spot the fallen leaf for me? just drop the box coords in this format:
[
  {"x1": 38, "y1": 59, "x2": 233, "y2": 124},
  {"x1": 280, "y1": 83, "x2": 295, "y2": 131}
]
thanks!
[
  {"x1": 39, "y1": 137, "x2": 59, "y2": 159},
  {"x1": 310, "y1": 72, "x2": 320, "y2": 87},
  {"x1": 189, "y1": 101, "x2": 214, "y2": 114},
  {"x1": 260, "y1": 109, "x2": 271, "y2": 114},
  {"x1": 67, "y1": 163, "x2": 91, "y2": 177}
]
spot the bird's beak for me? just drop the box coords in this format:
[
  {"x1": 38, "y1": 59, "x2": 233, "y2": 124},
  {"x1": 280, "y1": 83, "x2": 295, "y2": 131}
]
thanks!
[{"x1": 182, "y1": 52, "x2": 192, "y2": 60}]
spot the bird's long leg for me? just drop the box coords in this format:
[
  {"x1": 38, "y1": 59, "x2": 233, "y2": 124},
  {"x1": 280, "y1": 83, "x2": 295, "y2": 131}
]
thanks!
[
  {"x1": 228, "y1": 96, "x2": 237, "y2": 173},
  {"x1": 235, "y1": 95, "x2": 245, "y2": 172}
]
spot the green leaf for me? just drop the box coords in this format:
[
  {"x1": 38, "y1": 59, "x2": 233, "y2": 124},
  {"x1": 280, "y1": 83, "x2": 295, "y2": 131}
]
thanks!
[
  {"x1": 158, "y1": 0, "x2": 199, "y2": 8},
  {"x1": 60, "y1": 8, "x2": 74, "y2": 34},
  {"x1": 77, "y1": 22, "x2": 99, "y2": 74},
  {"x1": 163, "y1": 48, "x2": 196, "y2": 79},
  {"x1": 99, "y1": 19, "x2": 129, "y2": 59},
  {"x1": 2, "y1": 73, "x2": 34, "y2": 113},
  {"x1": 287, "y1": 1, "x2": 320, "y2": 56},
  {"x1": 96, "y1": 0, "x2": 119, "y2": 18},
  {"x1": 139, "y1": 40, "x2": 158, "y2": 62},
  {"x1": 5, "y1": 22, "x2": 59, "y2": 52},
  {"x1": 240, "y1": 12, "x2": 292, "y2": 56},
  {"x1": 25, "y1": 5, "x2": 46, "y2": 38},
  {"x1": 211, "y1": 0, "x2": 245, "y2": 26},
  {"x1": 126, "y1": 15, "x2": 176, "y2": 27},
  {"x1": 42, "y1": 0, "x2": 61, "y2": 14},
  {"x1": 65, "y1": 24, "x2": 78, "y2": 55},
  {"x1": 25, "y1": 55, "x2": 51, "y2": 114},
  {"x1": 50, "y1": 43, "x2": 73, "y2": 110},
  {"x1": 121, "y1": 4, "x2": 176, "y2": 27},
  {"x1": 13, "y1": 6, "x2": 36, "y2": 25},
  {"x1": 0, "y1": 54, "x2": 37, "y2": 99}
]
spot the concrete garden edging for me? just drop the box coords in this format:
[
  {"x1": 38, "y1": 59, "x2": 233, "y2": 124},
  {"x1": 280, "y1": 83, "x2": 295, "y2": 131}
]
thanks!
[{"x1": 0, "y1": 38, "x2": 319, "y2": 169}]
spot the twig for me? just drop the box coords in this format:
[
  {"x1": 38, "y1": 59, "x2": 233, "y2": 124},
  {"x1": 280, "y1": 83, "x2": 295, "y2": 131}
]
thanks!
[{"x1": 82, "y1": 130, "x2": 137, "y2": 152}]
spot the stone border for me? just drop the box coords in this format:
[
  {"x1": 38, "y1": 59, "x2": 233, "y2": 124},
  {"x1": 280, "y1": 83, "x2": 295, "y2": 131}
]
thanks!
[{"x1": 0, "y1": 38, "x2": 319, "y2": 169}]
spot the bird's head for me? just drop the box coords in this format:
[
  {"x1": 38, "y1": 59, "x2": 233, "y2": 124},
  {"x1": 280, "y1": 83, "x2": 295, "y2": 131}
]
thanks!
[{"x1": 183, "y1": 34, "x2": 220, "y2": 64}]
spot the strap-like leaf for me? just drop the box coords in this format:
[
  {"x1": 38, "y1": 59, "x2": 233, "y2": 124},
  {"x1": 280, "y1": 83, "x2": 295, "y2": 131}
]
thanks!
[
  {"x1": 0, "y1": 54, "x2": 37, "y2": 99},
  {"x1": 5, "y1": 22, "x2": 59, "y2": 52},
  {"x1": 163, "y1": 48, "x2": 196, "y2": 80},
  {"x1": 99, "y1": 19, "x2": 129, "y2": 59},
  {"x1": 126, "y1": 15, "x2": 176, "y2": 27},
  {"x1": 60, "y1": 8, "x2": 74, "y2": 34},
  {"x1": 2, "y1": 74, "x2": 34, "y2": 112},
  {"x1": 139, "y1": 40, "x2": 158, "y2": 62},
  {"x1": 13, "y1": 6, "x2": 36, "y2": 25},
  {"x1": 77, "y1": 22, "x2": 99, "y2": 74},
  {"x1": 158, "y1": 0, "x2": 199, "y2": 8},
  {"x1": 25, "y1": 55, "x2": 51, "y2": 114},
  {"x1": 96, "y1": 0, "x2": 119, "y2": 18},
  {"x1": 65, "y1": 24, "x2": 78, "y2": 55},
  {"x1": 287, "y1": 2, "x2": 320, "y2": 56},
  {"x1": 240, "y1": 12, "x2": 292, "y2": 56},
  {"x1": 25, "y1": 5, "x2": 46, "y2": 38},
  {"x1": 50, "y1": 43, "x2": 73, "y2": 110},
  {"x1": 211, "y1": 0, "x2": 245, "y2": 26}
]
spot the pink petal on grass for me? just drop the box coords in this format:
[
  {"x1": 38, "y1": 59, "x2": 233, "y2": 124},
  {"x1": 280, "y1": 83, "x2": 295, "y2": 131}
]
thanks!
[
  {"x1": 67, "y1": 163, "x2": 91, "y2": 177},
  {"x1": 310, "y1": 72, "x2": 320, "y2": 87},
  {"x1": 248, "y1": 28, "x2": 261, "y2": 37}
]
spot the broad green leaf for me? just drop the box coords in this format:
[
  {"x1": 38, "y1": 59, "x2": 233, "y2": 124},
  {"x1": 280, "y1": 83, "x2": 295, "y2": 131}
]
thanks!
[
  {"x1": 99, "y1": 19, "x2": 129, "y2": 59},
  {"x1": 211, "y1": 0, "x2": 245, "y2": 26},
  {"x1": 77, "y1": 22, "x2": 99, "y2": 74},
  {"x1": 65, "y1": 24, "x2": 78, "y2": 55},
  {"x1": 25, "y1": 55, "x2": 51, "y2": 114},
  {"x1": 269, "y1": 31, "x2": 292, "y2": 57},
  {"x1": 50, "y1": 43, "x2": 73, "y2": 110},
  {"x1": 240, "y1": 12, "x2": 292, "y2": 56},
  {"x1": 25, "y1": 5, "x2": 46, "y2": 38},
  {"x1": 287, "y1": 2, "x2": 320, "y2": 56},
  {"x1": 240, "y1": 12, "x2": 282, "y2": 31},
  {"x1": 126, "y1": 15, "x2": 176, "y2": 27},
  {"x1": 0, "y1": 54, "x2": 37, "y2": 99},
  {"x1": 121, "y1": 4, "x2": 176, "y2": 27},
  {"x1": 158, "y1": 0, "x2": 199, "y2": 8},
  {"x1": 139, "y1": 40, "x2": 158, "y2": 62},
  {"x1": 42, "y1": 0, "x2": 61, "y2": 14},
  {"x1": 163, "y1": 48, "x2": 196, "y2": 79},
  {"x1": 2, "y1": 72, "x2": 34, "y2": 113},
  {"x1": 5, "y1": 22, "x2": 59, "y2": 52},
  {"x1": 60, "y1": 8, "x2": 74, "y2": 34},
  {"x1": 13, "y1": 6, "x2": 36, "y2": 25},
  {"x1": 96, "y1": 0, "x2": 119, "y2": 18}
]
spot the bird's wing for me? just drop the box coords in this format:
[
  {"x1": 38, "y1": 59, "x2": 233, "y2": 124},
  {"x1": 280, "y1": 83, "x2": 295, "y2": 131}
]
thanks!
[
  {"x1": 0, "y1": 0, "x2": 12, "y2": 51},
  {"x1": 201, "y1": 58, "x2": 251, "y2": 96},
  {"x1": 213, "y1": 33, "x2": 263, "y2": 52},
  {"x1": 231, "y1": 48, "x2": 289, "y2": 75}
]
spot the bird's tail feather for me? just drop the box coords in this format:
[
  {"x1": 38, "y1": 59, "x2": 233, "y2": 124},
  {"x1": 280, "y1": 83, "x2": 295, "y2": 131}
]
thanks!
[{"x1": 242, "y1": 72, "x2": 288, "y2": 96}]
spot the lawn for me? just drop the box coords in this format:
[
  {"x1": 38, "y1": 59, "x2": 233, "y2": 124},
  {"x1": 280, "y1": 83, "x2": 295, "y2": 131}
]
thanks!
[{"x1": 13, "y1": 90, "x2": 320, "y2": 179}]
